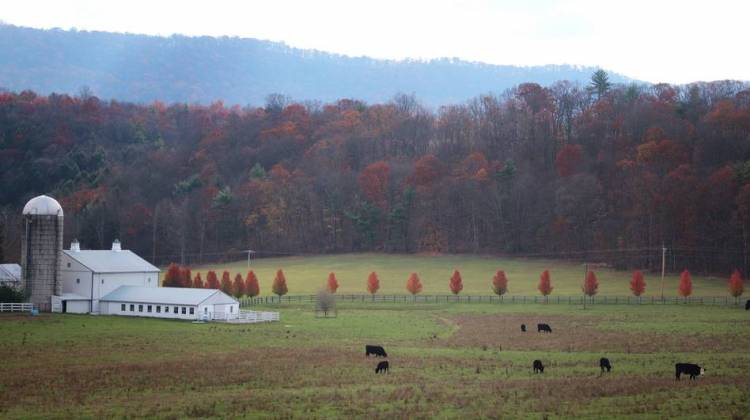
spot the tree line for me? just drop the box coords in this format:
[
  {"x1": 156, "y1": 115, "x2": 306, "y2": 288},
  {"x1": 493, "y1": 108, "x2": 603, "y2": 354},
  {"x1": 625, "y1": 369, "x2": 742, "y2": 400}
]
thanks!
[{"x1": 1, "y1": 75, "x2": 750, "y2": 274}]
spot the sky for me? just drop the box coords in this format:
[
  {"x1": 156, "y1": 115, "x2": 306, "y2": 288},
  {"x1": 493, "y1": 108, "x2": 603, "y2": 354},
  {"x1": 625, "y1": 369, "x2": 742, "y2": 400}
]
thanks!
[{"x1": 1, "y1": 0, "x2": 748, "y2": 84}]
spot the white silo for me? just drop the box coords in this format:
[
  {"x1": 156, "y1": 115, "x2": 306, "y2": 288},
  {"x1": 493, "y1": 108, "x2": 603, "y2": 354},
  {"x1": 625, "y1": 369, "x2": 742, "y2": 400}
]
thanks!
[{"x1": 21, "y1": 195, "x2": 64, "y2": 311}]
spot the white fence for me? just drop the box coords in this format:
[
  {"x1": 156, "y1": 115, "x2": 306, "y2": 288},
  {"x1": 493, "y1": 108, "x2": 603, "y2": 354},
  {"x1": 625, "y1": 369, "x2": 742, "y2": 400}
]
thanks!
[
  {"x1": 0, "y1": 303, "x2": 34, "y2": 312},
  {"x1": 221, "y1": 310, "x2": 280, "y2": 324}
]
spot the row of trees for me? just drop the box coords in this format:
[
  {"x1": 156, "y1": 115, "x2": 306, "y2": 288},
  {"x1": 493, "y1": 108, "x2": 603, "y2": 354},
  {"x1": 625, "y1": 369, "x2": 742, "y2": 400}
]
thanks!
[
  {"x1": 2, "y1": 78, "x2": 750, "y2": 274},
  {"x1": 164, "y1": 263, "x2": 745, "y2": 299}
]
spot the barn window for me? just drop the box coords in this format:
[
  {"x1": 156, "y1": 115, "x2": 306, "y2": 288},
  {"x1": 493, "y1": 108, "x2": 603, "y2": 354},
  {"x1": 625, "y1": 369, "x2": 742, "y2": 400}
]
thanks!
[
  {"x1": 147, "y1": 305, "x2": 152, "y2": 313},
  {"x1": 101, "y1": 279, "x2": 104, "y2": 284},
  {"x1": 130, "y1": 304, "x2": 134, "y2": 311},
  {"x1": 148, "y1": 277, "x2": 151, "y2": 283},
  {"x1": 138, "y1": 305, "x2": 143, "y2": 312},
  {"x1": 181, "y1": 307, "x2": 186, "y2": 314},
  {"x1": 67, "y1": 263, "x2": 71, "y2": 268},
  {"x1": 121, "y1": 304, "x2": 125, "y2": 311},
  {"x1": 189, "y1": 308, "x2": 195, "y2": 315},
  {"x1": 76, "y1": 278, "x2": 80, "y2": 284},
  {"x1": 204, "y1": 307, "x2": 208, "y2": 314},
  {"x1": 156, "y1": 306, "x2": 161, "y2": 313},
  {"x1": 173, "y1": 306, "x2": 178, "y2": 314}
]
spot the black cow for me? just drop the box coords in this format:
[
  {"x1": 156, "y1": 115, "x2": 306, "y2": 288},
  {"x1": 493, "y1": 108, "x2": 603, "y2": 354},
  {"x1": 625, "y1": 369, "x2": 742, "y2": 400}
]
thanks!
[
  {"x1": 375, "y1": 361, "x2": 389, "y2": 374},
  {"x1": 745, "y1": 300, "x2": 750, "y2": 310},
  {"x1": 537, "y1": 323, "x2": 552, "y2": 333},
  {"x1": 600, "y1": 357, "x2": 612, "y2": 373},
  {"x1": 533, "y1": 359, "x2": 545, "y2": 373},
  {"x1": 675, "y1": 363, "x2": 704, "y2": 380},
  {"x1": 366, "y1": 345, "x2": 388, "y2": 358},
  {"x1": 521, "y1": 324, "x2": 527, "y2": 332}
]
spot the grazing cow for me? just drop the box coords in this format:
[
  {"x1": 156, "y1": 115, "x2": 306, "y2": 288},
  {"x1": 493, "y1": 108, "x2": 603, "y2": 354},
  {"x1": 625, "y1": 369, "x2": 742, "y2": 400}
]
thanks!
[
  {"x1": 537, "y1": 323, "x2": 552, "y2": 333},
  {"x1": 375, "y1": 361, "x2": 389, "y2": 374},
  {"x1": 365, "y1": 345, "x2": 388, "y2": 358},
  {"x1": 746, "y1": 300, "x2": 750, "y2": 310},
  {"x1": 533, "y1": 359, "x2": 545, "y2": 373},
  {"x1": 521, "y1": 324, "x2": 527, "y2": 332},
  {"x1": 600, "y1": 358, "x2": 612, "y2": 373},
  {"x1": 675, "y1": 363, "x2": 704, "y2": 380}
]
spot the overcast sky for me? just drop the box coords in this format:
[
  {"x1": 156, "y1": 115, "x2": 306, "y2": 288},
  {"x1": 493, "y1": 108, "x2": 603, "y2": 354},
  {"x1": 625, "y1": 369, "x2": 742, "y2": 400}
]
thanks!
[{"x1": 2, "y1": 0, "x2": 748, "y2": 84}]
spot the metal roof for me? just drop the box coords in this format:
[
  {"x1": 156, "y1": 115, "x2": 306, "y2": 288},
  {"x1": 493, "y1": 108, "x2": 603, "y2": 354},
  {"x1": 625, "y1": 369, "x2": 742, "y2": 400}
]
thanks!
[
  {"x1": 63, "y1": 250, "x2": 159, "y2": 273},
  {"x1": 60, "y1": 293, "x2": 89, "y2": 301},
  {"x1": 23, "y1": 195, "x2": 63, "y2": 216},
  {"x1": 100, "y1": 286, "x2": 238, "y2": 305},
  {"x1": 0, "y1": 264, "x2": 21, "y2": 282}
]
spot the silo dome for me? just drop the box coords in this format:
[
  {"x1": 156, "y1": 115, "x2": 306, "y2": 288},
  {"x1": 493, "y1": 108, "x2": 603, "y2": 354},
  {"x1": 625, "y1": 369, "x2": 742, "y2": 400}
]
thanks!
[{"x1": 22, "y1": 195, "x2": 63, "y2": 217}]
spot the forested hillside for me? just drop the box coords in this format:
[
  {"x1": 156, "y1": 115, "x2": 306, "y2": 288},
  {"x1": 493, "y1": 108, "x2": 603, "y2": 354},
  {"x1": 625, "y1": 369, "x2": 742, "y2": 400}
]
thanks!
[
  {"x1": 1, "y1": 79, "x2": 749, "y2": 274},
  {"x1": 0, "y1": 24, "x2": 633, "y2": 106}
]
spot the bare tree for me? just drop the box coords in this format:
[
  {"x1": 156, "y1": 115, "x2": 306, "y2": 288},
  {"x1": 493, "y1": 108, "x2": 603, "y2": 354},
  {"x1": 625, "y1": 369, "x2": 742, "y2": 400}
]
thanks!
[{"x1": 315, "y1": 289, "x2": 336, "y2": 318}]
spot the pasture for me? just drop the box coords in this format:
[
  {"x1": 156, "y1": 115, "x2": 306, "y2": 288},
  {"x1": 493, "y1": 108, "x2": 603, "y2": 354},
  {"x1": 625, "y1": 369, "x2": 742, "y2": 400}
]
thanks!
[
  {"x1": 189, "y1": 253, "x2": 735, "y2": 297},
  {"x1": 1, "y1": 302, "x2": 749, "y2": 418}
]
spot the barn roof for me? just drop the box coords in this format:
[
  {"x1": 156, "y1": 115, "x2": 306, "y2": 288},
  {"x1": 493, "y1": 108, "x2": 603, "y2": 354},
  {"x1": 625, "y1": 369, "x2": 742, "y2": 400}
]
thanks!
[
  {"x1": 63, "y1": 250, "x2": 159, "y2": 273},
  {"x1": 100, "y1": 286, "x2": 238, "y2": 305},
  {"x1": 0, "y1": 264, "x2": 21, "y2": 282}
]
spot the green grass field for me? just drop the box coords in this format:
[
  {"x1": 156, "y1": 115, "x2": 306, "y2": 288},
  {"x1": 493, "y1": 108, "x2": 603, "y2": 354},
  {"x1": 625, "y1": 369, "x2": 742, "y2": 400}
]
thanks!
[
  {"x1": 188, "y1": 253, "x2": 735, "y2": 297},
  {"x1": 1, "y1": 302, "x2": 749, "y2": 418}
]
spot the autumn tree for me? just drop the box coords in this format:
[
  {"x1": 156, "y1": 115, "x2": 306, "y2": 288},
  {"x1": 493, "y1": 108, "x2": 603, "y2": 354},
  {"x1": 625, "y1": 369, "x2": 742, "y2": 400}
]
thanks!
[
  {"x1": 327, "y1": 272, "x2": 339, "y2": 293},
  {"x1": 630, "y1": 271, "x2": 646, "y2": 299},
  {"x1": 449, "y1": 270, "x2": 463, "y2": 295},
  {"x1": 206, "y1": 270, "x2": 220, "y2": 289},
  {"x1": 582, "y1": 271, "x2": 599, "y2": 298},
  {"x1": 163, "y1": 263, "x2": 181, "y2": 287},
  {"x1": 233, "y1": 273, "x2": 245, "y2": 298},
  {"x1": 367, "y1": 272, "x2": 380, "y2": 297},
  {"x1": 193, "y1": 272, "x2": 204, "y2": 288},
  {"x1": 245, "y1": 271, "x2": 260, "y2": 297},
  {"x1": 180, "y1": 267, "x2": 192, "y2": 288},
  {"x1": 555, "y1": 144, "x2": 583, "y2": 178},
  {"x1": 406, "y1": 272, "x2": 423, "y2": 296},
  {"x1": 538, "y1": 270, "x2": 553, "y2": 301},
  {"x1": 678, "y1": 269, "x2": 693, "y2": 301},
  {"x1": 220, "y1": 271, "x2": 232, "y2": 294},
  {"x1": 728, "y1": 269, "x2": 744, "y2": 302},
  {"x1": 272, "y1": 269, "x2": 288, "y2": 298},
  {"x1": 492, "y1": 270, "x2": 508, "y2": 297}
]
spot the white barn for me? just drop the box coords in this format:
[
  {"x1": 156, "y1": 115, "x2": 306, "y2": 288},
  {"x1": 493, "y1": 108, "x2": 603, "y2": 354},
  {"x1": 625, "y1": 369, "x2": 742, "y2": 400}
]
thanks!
[
  {"x1": 99, "y1": 286, "x2": 240, "y2": 320},
  {"x1": 57, "y1": 240, "x2": 160, "y2": 314}
]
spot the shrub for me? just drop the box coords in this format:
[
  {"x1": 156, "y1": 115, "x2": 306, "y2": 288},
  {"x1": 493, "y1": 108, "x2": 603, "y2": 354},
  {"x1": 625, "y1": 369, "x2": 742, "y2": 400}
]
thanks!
[
  {"x1": 449, "y1": 270, "x2": 463, "y2": 295},
  {"x1": 492, "y1": 270, "x2": 508, "y2": 296}
]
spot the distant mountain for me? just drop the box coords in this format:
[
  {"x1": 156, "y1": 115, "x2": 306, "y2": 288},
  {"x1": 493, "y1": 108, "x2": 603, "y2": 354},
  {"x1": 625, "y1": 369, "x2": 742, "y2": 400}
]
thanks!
[{"x1": 0, "y1": 24, "x2": 636, "y2": 106}]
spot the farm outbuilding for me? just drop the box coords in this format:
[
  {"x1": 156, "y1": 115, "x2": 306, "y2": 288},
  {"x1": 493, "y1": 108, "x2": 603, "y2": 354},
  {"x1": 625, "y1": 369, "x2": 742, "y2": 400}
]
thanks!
[{"x1": 99, "y1": 286, "x2": 240, "y2": 320}]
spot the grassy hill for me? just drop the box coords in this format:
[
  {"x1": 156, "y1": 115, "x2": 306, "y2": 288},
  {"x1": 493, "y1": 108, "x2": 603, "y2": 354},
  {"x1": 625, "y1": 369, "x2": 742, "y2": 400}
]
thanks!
[{"x1": 186, "y1": 253, "x2": 735, "y2": 297}]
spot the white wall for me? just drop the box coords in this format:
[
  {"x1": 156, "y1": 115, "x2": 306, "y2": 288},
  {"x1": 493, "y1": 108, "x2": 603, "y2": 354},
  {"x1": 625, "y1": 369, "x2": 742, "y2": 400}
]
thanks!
[
  {"x1": 65, "y1": 300, "x2": 90, "y2": 314},
  {"x1": 60, "y1": 254, "x2": 93, "y2": 298},
  {"x1": 101, "y1": 301, "x2": 198, "y2": 320}
]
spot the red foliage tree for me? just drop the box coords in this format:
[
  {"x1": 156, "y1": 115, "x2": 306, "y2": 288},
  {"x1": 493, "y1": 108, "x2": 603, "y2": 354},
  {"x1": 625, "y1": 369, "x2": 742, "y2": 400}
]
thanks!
[
  {"x1": 245, "y1": 271, "x2": 260, "y2": 297},
  {"x1": 179, "y1": 267, "x2": 192, "y2": 288},
  {"x1": 678, "y1": 269, "x2": 693, "y2": 300},
  {"x1": 728, "y1": 269, "x2": 744, "y2": 301},
  {"x1": 449, "y1": 270, "x2": 463, "y2": 295},
  {"x1": 358, "y1": 160, "x2": 390, "y2": 208},
  {"x1": 272, "y1": 269, "x2": 289, "y2": 297},
  {"x1": 492, "y1": 270, "x2": 508, "y2": 296},
  {"x1": 582, "y1": 271, "x2": 599, "y2": 297},
  {"x1": 220, "y1": 271, "x2": 232, "y2": 294},
  {"x1": 233, "y1": 273, "x2": 245, "y2": 298},
  {"x1": 327, "y1": 272, "x2": 339, "y2": 293},
  {"x1": 538, "y1": 270, "x2": 553, "y2": 300},
  {"x1": 192, "y1": 272, "x2": 204, "y2": 289},
  {"x1": 555, "y1": 144, "x2": 583, "y2": 178},
  {"x1": 206, "y1": 270, "x2": 220, "y2": 289},
  {"x1": 630, "y1": 271, "x2": 646, "y2": 297},
  {"x1": 367, "y1": 272, "x2": 380, "y2": 296},
  {"x1": 163, "y1": 263, "x2": 181, "y2": 287},
  {"x1": 406, "y1": 272, "x2": 423, "y2": 295}
]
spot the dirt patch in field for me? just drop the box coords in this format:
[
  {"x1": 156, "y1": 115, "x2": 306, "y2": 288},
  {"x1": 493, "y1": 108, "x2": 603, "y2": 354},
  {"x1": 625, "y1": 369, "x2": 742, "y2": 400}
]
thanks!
[{"x1": 440, "y1": 314, "x2": 750, "y2": 353}]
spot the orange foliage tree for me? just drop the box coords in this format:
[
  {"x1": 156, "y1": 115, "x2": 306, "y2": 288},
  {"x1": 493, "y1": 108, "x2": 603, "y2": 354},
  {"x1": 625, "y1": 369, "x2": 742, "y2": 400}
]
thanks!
[
  {"x1": 630, "y1": 271, "x2": 646, "y2": 298},
  {"x1": 678, "y1": 269, "x2": 692, "y2": 300},
  {"x1": 406, "y1": 272, "x2": 423, "y2": 296},
  {"x1": 233, "y1": 273, "x2": 245, "y2": 298},
  {"x1": 358, "y1": 160, "x2": 390, "y2": 209},
  {"x1": 220, "y1": 271, "x2": 233, "y2": 295},
  {"x1": 728, "y1": 269, "x2": 744, "y2": 302},
  {"x1": 180, "y1": 267, "x2": 192, "y2": 288},
  {"x1": 449, "y1": 270, "x2": 463, "y2": 295},
  {"x1": 272, "y1": 269, "x2": 288, "y2": 297},
  {"x1": 192, "y1": 272, "x2": 204, "y2": 289},
  {"x1": 163, "y1": 263, "x2": 181, "y2": 287},
  {"x1": 367, "y1": 272, "x2": 380, "y2": 296},
  {"x1": 327, "y1": 272, "x2": 339, "y2": 293},
  {"x1": 206, "y1": 270, "x2": 220, "y2": 289},
  {"x1": 555, "y1": 144, "x2": 583, "y2": 178},
  {"x1": 538, "y1": 270, "x2": 553, "y2": 301},
  {"x1": 492, "y1": 270, "x2": 508, "y2": 297},
  {"x1": 582, "y1": 271, "x2": 599, "y2": 298},
  {"x1": 245, "y1": 271, "x2": 260, "y2": 297}
]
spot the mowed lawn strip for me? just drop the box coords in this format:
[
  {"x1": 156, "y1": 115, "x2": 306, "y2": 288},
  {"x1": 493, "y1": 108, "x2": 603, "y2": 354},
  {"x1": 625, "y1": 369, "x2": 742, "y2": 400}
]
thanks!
[
  {"x1": 1, "y1": 303, "x2": 748, "y2": 418},
  {"x1": 186, "y1": 253, "x2": 739, "y2": 297}
]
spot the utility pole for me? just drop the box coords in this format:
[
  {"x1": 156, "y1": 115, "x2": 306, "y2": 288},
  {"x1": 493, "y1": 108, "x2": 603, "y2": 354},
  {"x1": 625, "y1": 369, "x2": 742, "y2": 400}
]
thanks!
[
  {"x1": 660, "y1": 245, "x2": 667, "y2": 302},
  {"x1": 245, "y1": 250, "x2": 255, "y2": 269}
]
